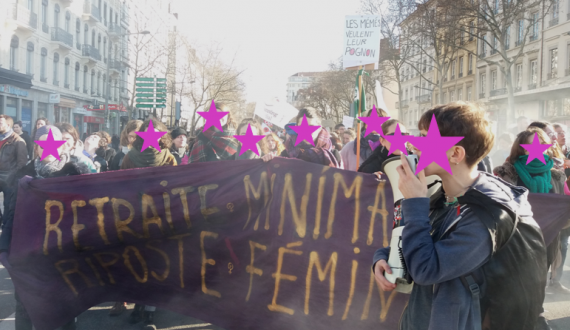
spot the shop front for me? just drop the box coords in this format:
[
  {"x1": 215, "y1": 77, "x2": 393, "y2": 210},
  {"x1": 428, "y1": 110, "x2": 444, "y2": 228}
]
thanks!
[
  {"x1": 72, "y1": 107, "x2": 88, "y2": 136},
  {"x1": 53, "y1": 97, "x2": 76, "y2": 124},
  {"x1": 83, "y1": 103, "x2": 126, "y2": 135},
  {"x1": 84, "y1": 116, "x2": 106, "y2": 135}
]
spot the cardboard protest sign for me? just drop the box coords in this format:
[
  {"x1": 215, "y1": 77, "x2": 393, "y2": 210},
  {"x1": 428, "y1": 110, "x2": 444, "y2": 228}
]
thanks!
[
  {"x1": 254, "y1": 97, "x2": 299, "y2": 128},
  {"x1": 343, "y1": 15, "x2": 382, "y2": 70},
  {"x1": 343, "y1": 116, "x2": 355, "y2": 129}
]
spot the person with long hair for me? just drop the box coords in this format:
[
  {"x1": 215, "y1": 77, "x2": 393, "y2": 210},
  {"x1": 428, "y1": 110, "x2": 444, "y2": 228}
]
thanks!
[
  {"x1": 55, "y1": 123, "x2": 97, "y2": 173},
  {"x1": 374, "y1": 102, "x2": 547, "y2": 330},
  {"x1": 109, "y1": 120, "x2": 143, "y2": 171},
  {"x1": 528, "y1": 121, "x2": 566, "y2": 171},
  {"x1": 494, "y1": 128, "x2": 568, "y2": 328},
  {"x1": 30, "y1": 117, "x2": 48, "y2": 149},
  {"x1": 189, "y1": 102, "x2": 239, "y2": 163},
  {"x1": 262, "y1": 107, "x2": 341, "y2": 167},
  {"x1": 121, "y1": 118, "x2": 177, "y2": 169},
  {"x1": 265, "y1": 132, "x2": 285, "y2": 156},
  {"x1": 329, "y1": 132, "x2": 344, "y2": 151},
  {"x1": 341, "y1": 107, "x2": 388, "y2": 171},
  {"x1": 235, "y1": 118, "x2": 268, "y2": 159}
]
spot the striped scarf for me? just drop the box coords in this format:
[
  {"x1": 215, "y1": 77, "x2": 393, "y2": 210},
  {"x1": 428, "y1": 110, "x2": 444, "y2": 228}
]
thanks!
[{"x1": 189, "y1": 127, "x2": 239, "y2": 163}]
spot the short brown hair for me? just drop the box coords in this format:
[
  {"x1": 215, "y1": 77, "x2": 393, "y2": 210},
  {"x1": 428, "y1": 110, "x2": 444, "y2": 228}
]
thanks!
[
  {"x1": 120, "y1": 120, "x2": 143, "y2": 146},
  {"x1": 343, "y1": 130, "x2": 356, "y2": 139},
  {"x1": 418, "y1": 102, "x2": 494, "y2": 167},
  {"x1": 509, "y1": 128, "x2": 558, "y2": 164},
  {"x1": 0, "y1": 115, "x2": 14, "y2": 128}
]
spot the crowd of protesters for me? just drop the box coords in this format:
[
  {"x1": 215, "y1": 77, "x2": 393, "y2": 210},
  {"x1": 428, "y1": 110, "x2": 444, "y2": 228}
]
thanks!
[{"x1": 0, "y1": 99, "x2": 569, "y2": 330}]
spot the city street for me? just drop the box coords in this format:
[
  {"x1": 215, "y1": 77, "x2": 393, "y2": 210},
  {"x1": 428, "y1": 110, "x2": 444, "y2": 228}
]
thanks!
[{"x1": 0, "y1": 196, "x2": 569, "y2": 329}]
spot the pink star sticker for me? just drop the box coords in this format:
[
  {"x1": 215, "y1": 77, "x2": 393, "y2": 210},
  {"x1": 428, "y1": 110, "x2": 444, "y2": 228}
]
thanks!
[
  {"x1": 358, "y1": 105, "x2": 390, "y2": 137},
  {"x1": 35, "y1": 129, "x2": 66, "y2": 161},
  {"x1": 383, "y1": 124, "x2": 412, "y2": 155},
  {"x1": 290, "y1": 115, "x2": 320, "y2": 146},
  {"x1": 411, "y1": 115, "x2": 464, "y2": 175},
  {"x1": 198, "y1": 100, "x2": 229, "y2": 132},
  {"x1": 136, "y1": 120, "x2": 167, "y2": 152},
  {"x1": 520, "y1": 132, "x2": 552, "y2": 164},
  {"x1": 234, "y1": 124, "x2": 265, "y2": 156}
]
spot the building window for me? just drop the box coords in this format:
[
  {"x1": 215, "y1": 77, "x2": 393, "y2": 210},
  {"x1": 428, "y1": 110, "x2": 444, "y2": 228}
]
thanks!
[
  {"x1": 443, "y1": 92, "x2": 447, "y2": 103},
  {"x1": 76, "y1": 19, "x2": 81, "y2": 48},
  {"x1": 91, "y1": 70, "x2": 95, "y2": 94},
  {"x1": 75, "y1": 62, "x2": 80, "y2": 90},
  {"x1": 567, "y1": 44, "x2": 570, "y2": 72},
  {"x1": 516, "y1": 63, "x2": 523, "y2": 89},
  {"x1": 84, "y1": 24, "x2": 89, "y2": 45},
  {"x1": 103, "y1": 75, "x2": 106, "y2": 97},
  {"x1": 41, "y1": 0, "x2": 48, "y2": 29},
  {"x1": 517, "y1": 19, "x2": 524, "y2": 43},
  {"x1": 550, "y1": 48, "x2": 558, "y2": 78},
  {"x1": 26, "y1": 42, "x2": 34, "y2": 75},
  {"x1": 468, "y1": 54, "x2": 473, "y2": 73},
  {"x1": 83, "y1": 66, "x2": 88, "y2": 93},
  {"x1": 505, "y1": 26, "x2": 510, "y2": 49},
  {"x1": 98, "y1": 34, "x2": 101, "y2": 51},
  {"x1": 530, "y1": 60, "x2": 538, "y2": 85},
  {"x1": 97, "y1": 72, "x2": 101, "y2": 95},
  {"x1": 65, "y1": 11, "x2": 70, "y2": 32},
  {"x1": 40, "y1": 48, "x2": 47, "y2": 81},
  {"x1": 451, "y1": 59, "x2": 456, "y2": 79},
  {"x1": 10, "y1": 36, "x2": 18, "y2": 71},
  {"x1": 552, "y1": 0, "x2": 559, "y2": 20},
  {"x1": 91, "y1": 30, "x2": 96, "y2": 47},
  {"x1": 457, "y1": 88, "x2": 463, "y2": 101},
  {"x1": 532, "y1": 12, "x2": 539, "y2": 37},
  {"x1": 491, "y1": 70, "x2": 497, "y2": 90},
  {"x1": 469, "y1": 21, "x2": 475, "y2": 40},
  {"x1": 64, "y1": 58, "x2": 69, "y2": 87},
  {"x1": 480, "y1": 73, "x2": 486, "y2": 94},
  {"x1": 459, "y1": 57, "x2": 464, "y2": 76},
  {"x1": 482, "y1": 35, "x2": 487, "y2": 55},
  {"x1": 466, "y1": 86, "x2": 472, "y2": 101},
  {"x1": 28, "y1": 0, "x2": 34, "y2": 10},
  {"x1": 104, "y1": 3, "x2": 107, "y2": 26},
  {"x1": 450, "y1": 90, "x2": 455, "y2": 102},
  {"x1": 53, "y1": 52, "x2": 59, "y2": 85},
  {"x1": 54, "y1": 4, "x2": 60, "y2": 29}
]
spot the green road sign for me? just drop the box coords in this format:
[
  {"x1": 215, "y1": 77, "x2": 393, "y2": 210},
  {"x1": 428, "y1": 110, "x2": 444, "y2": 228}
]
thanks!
[
  {"x1": 156, "y1": 78, "x2": 167, "y2": 82},
  {"x1": 136, "y1": 93, "x2": 155, "y2": 97},
  {"x1": 155, "y1": 93, "x2": 166, "y2": 97},
  {"x1": 156, "y1": 88, "x2": 167, "y2": 93},
  {"x1": 155, "y1": 104, "x2": 166, "y2": 108},
  {"x1": 155, "y1": 99, "x2": 166, "y2": 103},
  {"x1": 136, "y1": 77, "x2": 155, "y2": 82},
  {"x1": 136, "y1": 88, "x2": 154, "y2": 92},
  {"x1": 156, "y1": 83, "x2": 167, "y2": 87},
  {"x1": 136, "y1": 104, "x2": 155, "y2": 108},
  {"x1": 136, "y1": 98, "x2": 156, "y2": 103},
  {"x1": 135, "y1": 83, "x2": 155, "y2": 87}
]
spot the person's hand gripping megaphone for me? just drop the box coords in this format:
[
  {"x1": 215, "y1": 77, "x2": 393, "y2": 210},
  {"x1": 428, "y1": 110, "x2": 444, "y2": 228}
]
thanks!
[{"x1": 396, "y1": 153, "x2": 428, "y2": 199}]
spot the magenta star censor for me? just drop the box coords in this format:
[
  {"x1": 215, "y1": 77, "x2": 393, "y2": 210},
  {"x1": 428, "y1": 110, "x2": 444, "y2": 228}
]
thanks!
[
  {"x1": 383, "y1": 124, "x2": 412, "y2": 155},
  {"x1": 198, "y1": 100, "x2": 229, "y2": 132},
  {"x1": 136, "y1": 120, "x2": 167, "y2": 152},
  {"x1": 35, "y1": 129, "x2": 66, "y2": 161},
  {"x1": 290, "y1": 115, "x2": 320, "y2": 146},
  {"x1": 234, "y1": 124, "x2": 265, "y2": 156},
  {"x1": 520, "y1": 132, "x2": 552, "y2": 164},
  {"x1": 358, "y1": 105, "x2": 390, "y2": 137},
  {"x1": 411, "y1": 115, "x2": 464, "y2": 175}
]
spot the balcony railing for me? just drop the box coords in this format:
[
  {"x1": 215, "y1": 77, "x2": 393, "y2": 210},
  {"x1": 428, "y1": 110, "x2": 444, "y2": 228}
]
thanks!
[
  {"x1": 490, "y1": 49, "x2": 498, "y2": 55},
  {"x1": 416, "y1": 94, "x2": 432, "y2": 104},
  {"x1": 547, "y1": 72, "x2": 557, "y2": 80},
  {"x1": 450, "y1": 75, "x2": 455, "y2": 80},
  {"x1": 53, "y1": 79, "x2": 59, "y2": 86},
  {"x1": 480, "y1": 51, "x2": 487, "y2": 58},
  {"x1": 549, "y1": 17, "x2": 559, "y2": 27},
  {"x1": 64, "y1": 83, "x2": 70, "y2": 89},
  {"x1": 42, "y1": 23, "x2": 49, "y2": 33},
  {"x1": 468, "y1": 70, "x2": 473, "y2": 75},
  {"x1": 51, "y1": 27, "x2": 73, "y2": 48},
  {"x1": 109, "y1": 60, "x2": 122, "y2": 71},
  {"x1": 514, "y1": 87, "x2": 522, "y2": 92},
  {"x1": 75, "y1": 86, "x2": 80, "y2": 92},
  {"x1": 82, "y1": 44, "x2": 101, "y2": 61},
  {"x1": 528, "y1": 83, "x2": 537, "y2": 90},
  {"x1": 515, "y1": 40, "x2": 522, "y2": 47},
  {"x1": 459, "y1": 72, "x2": 463, "y2": 78},
  {"x1": 40, "y1": 76, "x2": 47, "y2": 83},
  {"x1": 530, "y1": 35, "x2": 538, "y2": 42},
  {"x1": 490, "y1": 88, "x2": 507, "y2": 97},
  {"x1": 479, "y1": 93, "x2": 486, "y2": 99},
  {"x1": 83, "y1": 88, "x2": 88, "y2": 94},
  {"x1": 9, "y1": 3, "x2": 38, "y2": 31},
  {"x1": 401, "y1": 100, "x2": 409, "y2": 108},
  {"x1": 109, "y1": 24, "x2": 122, "y2": 36},
  {"x1": 83, "y1": 0, "x2": 101, "y2": 22}
]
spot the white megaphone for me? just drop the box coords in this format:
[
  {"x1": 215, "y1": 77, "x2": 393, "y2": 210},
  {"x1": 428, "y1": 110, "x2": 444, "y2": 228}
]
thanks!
[{"x1": 380, "y1": 156, "x2": 442, "y2": 294}]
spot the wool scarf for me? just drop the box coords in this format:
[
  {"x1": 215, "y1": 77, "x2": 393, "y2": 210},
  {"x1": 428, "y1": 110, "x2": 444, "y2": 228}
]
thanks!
[
  {"x1": 0, "y1": 129, "x2": 13, "y2": 141},
  {"x1": 514, "y1": 155, "x2": 553, "y2": 193}
]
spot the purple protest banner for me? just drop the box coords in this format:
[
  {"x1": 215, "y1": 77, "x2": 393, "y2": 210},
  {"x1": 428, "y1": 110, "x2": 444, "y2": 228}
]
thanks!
[
  {"x1": 8, "y1": 158, "x2": 406, "y2": 330},
  {"x1": 7, "y1": 157, "x2": 569, "y2": 330}
]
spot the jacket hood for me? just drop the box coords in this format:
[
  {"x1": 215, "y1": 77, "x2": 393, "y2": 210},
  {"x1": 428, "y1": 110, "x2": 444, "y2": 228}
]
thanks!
[{"x1": 469, "y1": 172, "x2": 533, "y2": 219}]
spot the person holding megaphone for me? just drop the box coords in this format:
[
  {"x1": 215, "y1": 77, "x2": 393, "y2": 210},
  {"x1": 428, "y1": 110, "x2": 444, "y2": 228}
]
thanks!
[{"x1": 372, "y1": 102, "x2": 547, "y2": 330}]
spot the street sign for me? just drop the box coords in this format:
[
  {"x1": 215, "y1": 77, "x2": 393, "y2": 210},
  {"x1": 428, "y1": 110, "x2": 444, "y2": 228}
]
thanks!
[
  {"x1": 136, "y1": 88, "x2": 154, "y2": 92},
  {"x1": 136, "y1": 104, "x2": 155, "y2": 108},
  {"x1": 135, "y1": 83, "x2": 155, "y2": 87},
  {"x1": 135, "y1": 76, "x2": 168, "y2": 111},
  {"x1": 136, "y1": 77, "x2": 155, "y2": 82},
  {"x1": 136, "y1": 93, "x2": 155, "y2": 97}
]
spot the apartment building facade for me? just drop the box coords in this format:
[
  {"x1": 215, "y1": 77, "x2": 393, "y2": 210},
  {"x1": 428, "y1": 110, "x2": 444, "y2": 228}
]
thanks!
[
  {"x1": 396, "y1": 0, "x2": 570, "y2": 133},
  {"x1": 1, "y1": 0, "x2": 129, "y2": 135}
]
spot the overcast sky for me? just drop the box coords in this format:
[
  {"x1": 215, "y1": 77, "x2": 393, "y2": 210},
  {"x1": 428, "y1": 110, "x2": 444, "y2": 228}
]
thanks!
[{"x1": 172, "y1": 0, "x2": 361, "y2": 103}]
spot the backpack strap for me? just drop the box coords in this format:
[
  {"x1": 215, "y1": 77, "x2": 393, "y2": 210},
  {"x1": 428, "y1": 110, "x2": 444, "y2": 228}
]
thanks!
[{"x1": 462, "y1": 274, "x2": 482, "y2": 330}]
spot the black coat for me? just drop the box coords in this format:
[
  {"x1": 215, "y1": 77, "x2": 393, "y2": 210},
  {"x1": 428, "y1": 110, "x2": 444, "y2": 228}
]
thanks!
[{"x1": 358, "y1": 146, "x2": 398, "y2": 174}]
